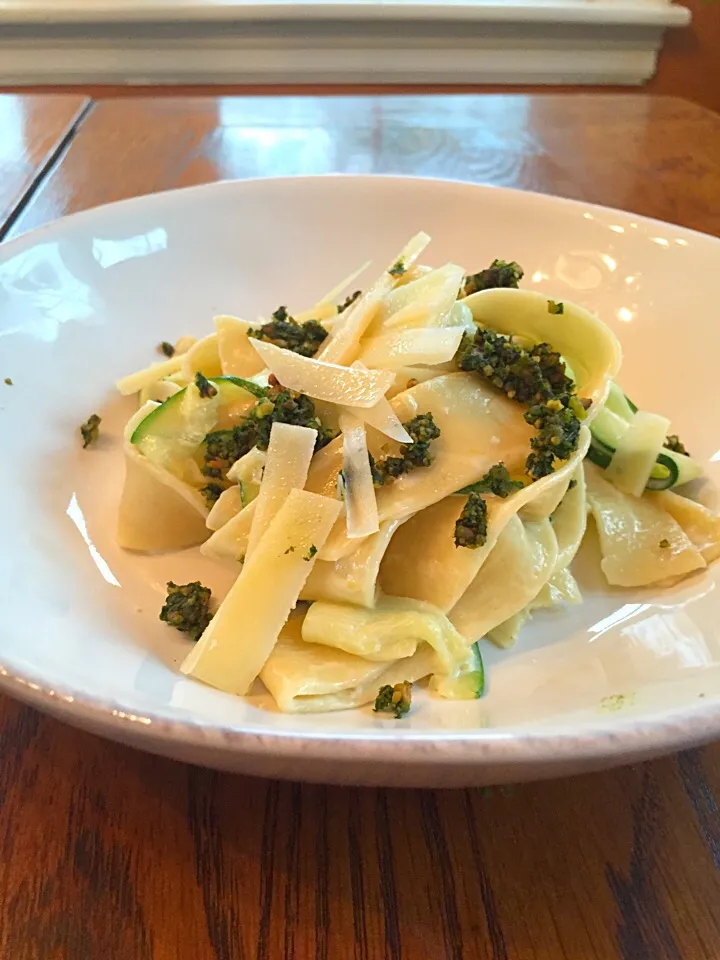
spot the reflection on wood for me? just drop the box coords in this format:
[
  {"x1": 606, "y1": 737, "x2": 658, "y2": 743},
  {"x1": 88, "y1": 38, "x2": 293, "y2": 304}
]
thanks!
[
  {"x1": 0, "y1": 93, "x2": 88, "y2": 237},
  {"x1": 8, "y1": 95, "x2": 720, "y2": 241}
]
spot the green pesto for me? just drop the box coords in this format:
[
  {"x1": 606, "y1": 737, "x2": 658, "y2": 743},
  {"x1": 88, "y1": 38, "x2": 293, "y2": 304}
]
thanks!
[
  {"x1": 370, "y1": 413, "x2": 441, "y2": 487},
  {"x1": 458, "y1": 463, "x2": 523, "y2": 497},
  {"x1": 664, "y1": 434, "x2": 690, "y2": 457},
  {"x1": 454, "y1": 492, "x2": 488, "y2": 549},
  {"x1": 456, "y1": 326, "x2": 584, "y2": 481},
  {"x1": 159, "y1": 581, "x2": 213, "y2": 642},
  {"x1": 80, "y1": 413, "x2": 101, "y2": 448},
  {"x1": 374, "y1": 680, "x2": 413, "y2": 718},
  {"x1": 462, "y1": 259, "x2": 523, "y2": 297},
  {"x1": 338, "y1": 290, "x2": 361, "y2": 313},
  {"x1": 248, "y1": 306, "x2": 328, "y2": 358},
  {"x1": 195, "y1": 371, "x2": 218, "y2": 398}
]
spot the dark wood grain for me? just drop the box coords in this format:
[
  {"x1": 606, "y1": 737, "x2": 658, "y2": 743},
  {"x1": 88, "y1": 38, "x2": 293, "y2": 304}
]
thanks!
[
  {"x1": 0, "y1": 92, "x2": 89, "y2": 238},
  {"x1": 2, "y1": 93, "x2": 720, "y2": 960}
]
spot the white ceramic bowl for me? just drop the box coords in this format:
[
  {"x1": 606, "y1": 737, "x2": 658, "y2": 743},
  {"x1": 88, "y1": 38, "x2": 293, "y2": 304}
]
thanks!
[{"x1": 1, "y1": 175, "x2": 719, "y2": 787}]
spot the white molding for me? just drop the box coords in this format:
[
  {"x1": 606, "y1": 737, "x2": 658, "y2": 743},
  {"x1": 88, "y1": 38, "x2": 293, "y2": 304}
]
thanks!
[{"x1": 0, "y1": 1, "x2": 691, "y2": 86}]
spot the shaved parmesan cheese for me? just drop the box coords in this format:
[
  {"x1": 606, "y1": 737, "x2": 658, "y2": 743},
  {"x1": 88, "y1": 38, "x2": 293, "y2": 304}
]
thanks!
[
  {"x1": 316, "y1": 289, "x2": 383, "y2": 366},
  {"x1": 379, "y1": 302, "x2": 436, "y2": 332},
  {"x1": 250, "y1": 339, "x2": 394, "y2": 407},
  {"x1": 605, "y1": 410, "x2": 670, "y2": 497},
  {"x1": 293, "y1": 301, "x2": 338, "y2": 325},
  {"x1": 215, "y1": 315, "x2": 265, "y2": 378},
  {"x1": 293, "y1": 260, "x2": 371, "y2": 323},
  {"x1": 343, "y1": 395, "x2": 412, "y2": 444},
  {"x1": 181, "y1": 489, "x2": 342, "y2": 695},
  {"x1": 116, "y1": 355, "x2": 184, "y2": 396},
  {"x1": 226, "y1": 446, "x2": 267, "y2": 485},
  {"x1": 392, "y1": 264, "x2": 434, "y2": 286},
  {"x1": 380, "y1": 263, "x2": 464, "y2": 331},
  {"x1": 201, "y1": 498, "x2": 256, "y2": 561},
  {"x1": 339, "y1": 414, "x2": 379, "y2": 539},
  {"x1": 180, "y1": 333, "x2": 222, "y2": 381},
  {"x1": 446, "y1": 301, "x2": 476, "y2": 333},
  {"x1": 341, "y1": 361, "x2": 412, "y2": 443},
  {"x1": 585, "y1": 463, "x2": 705, "y2": 586},
  {"x1": 357, "y1": 327, "x2": 464, "y2": 369},
  {"x1": 246, "y1": 422, "x2": 318, "y2": 559},
  {"x1": 206, "y1": 485, "x2": 244, "y2": 531},
  {"x1": 386, "y1": 365, "x2": 443, "y2": 399},
  {"x1": 318, "y1": 232, "x2": 431, "y2": 365},
  {"x1": 386, "y1": 231, "x2": 432, "y2": 276},
  {"x1": 317, "y1": 260, "x2": 372, "y2": 305}
]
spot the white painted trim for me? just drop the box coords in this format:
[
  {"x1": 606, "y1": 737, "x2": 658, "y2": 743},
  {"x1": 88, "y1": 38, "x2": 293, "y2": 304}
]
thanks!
[
  {"x1": 0, "y1": 0, "x2": 693, "y2": 25},
  {"x1": 0, "y1": 1, "x2": 691, "y2": 86}
]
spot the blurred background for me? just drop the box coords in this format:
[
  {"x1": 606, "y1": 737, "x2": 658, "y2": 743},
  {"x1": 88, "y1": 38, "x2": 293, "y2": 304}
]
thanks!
[{"x1": 0, "y1": 0, "x2": 717, "y2": 113}]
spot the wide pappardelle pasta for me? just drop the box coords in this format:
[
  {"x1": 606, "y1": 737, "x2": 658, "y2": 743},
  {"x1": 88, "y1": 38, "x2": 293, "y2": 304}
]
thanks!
[{"x1": 114, "y1": 240, "x2": 720, "y2": 716}]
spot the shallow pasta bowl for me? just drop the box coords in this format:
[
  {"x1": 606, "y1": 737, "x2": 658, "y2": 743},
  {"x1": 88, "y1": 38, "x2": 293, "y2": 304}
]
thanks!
[{"x1": 1, "y1": 174, "x2": 720, "y2": 787}]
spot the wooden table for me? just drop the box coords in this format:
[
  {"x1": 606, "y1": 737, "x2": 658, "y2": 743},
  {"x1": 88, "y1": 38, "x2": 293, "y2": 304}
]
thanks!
[{"x1": 2, "y1": 92, "x2": 720, "y2": 960}]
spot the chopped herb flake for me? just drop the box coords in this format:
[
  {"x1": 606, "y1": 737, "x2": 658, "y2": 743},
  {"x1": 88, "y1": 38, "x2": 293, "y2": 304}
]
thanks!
[
  {"x1": 200, "y1": 482, "x2": 224, "y2": 507},
  {"x1": 195, "y1": 371, "x2": 218, "y2": 398},
  {"x1": 458, "y1": 463, "x2": 523, "y2": 498},
  {"x1": 159, "y1": 581, "x2": 212, "y2": 642},
  {"x1": 374, "y1": 681, "x2": 413, "y2": 718},
  {"x1": 370, "y1": 412, "x2": 440, "y2": 487},
  {"x1": 248, "y1": 306, "x2": 329, "y2": 358},
  {"x1": 664, "y1": 434, "x2": 690, "y2": 457},
  {"x1": 547, "y1": 300, "x2": 564, "y2": 315},
  {"x1": 158, "y1": 341, "x2": 175, "y2": 357},
  {"x1": 454, "y1": 492, "x2": 488, "y2": 549},
  {"x1": 456, "y1": 327, "x2": 582, "y2": 480},
  {"x1": 338, "y1": 290, "x2": 361, "y2": 313},
  {"x1": 80, "y1": 413, "x2": 101, "y2": 448},
  {"x1": 462, "y1": 259, "x2": 523, "y2": 297}
]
